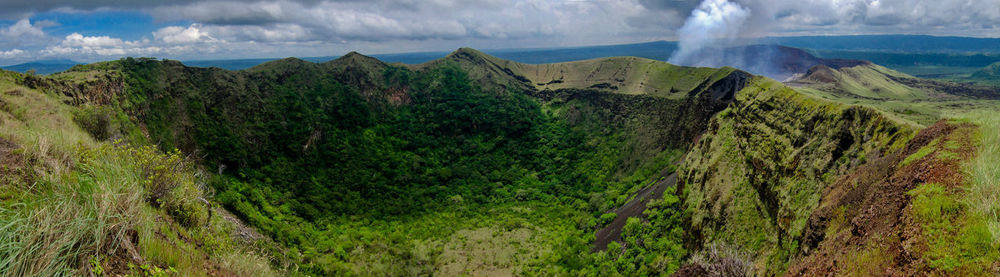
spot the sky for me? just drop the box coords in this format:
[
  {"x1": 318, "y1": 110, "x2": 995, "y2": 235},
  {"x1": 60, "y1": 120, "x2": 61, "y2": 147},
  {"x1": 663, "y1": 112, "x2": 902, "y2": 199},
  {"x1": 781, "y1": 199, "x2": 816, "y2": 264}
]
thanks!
[{"x1": 1, "y1": 0, "x2": 999, "y2": 65}]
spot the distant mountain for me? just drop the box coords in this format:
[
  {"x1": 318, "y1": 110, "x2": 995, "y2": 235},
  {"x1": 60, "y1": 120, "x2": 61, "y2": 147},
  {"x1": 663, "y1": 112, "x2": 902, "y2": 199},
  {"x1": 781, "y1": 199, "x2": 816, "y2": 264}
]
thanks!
[
  {"x1": 180, "y1": 41, "x2": 679, "y2": 70},
  {"x1": 11, "y1": 35, "x2": 1000, "y2": 74},
  {"x1": 763, "y1": 35, "x2": 1000, "y2": 53},
  {"x1": 172, "y1": 36, "x2": 1000, "y2": 72},
  {"x1": 181, "y1": 53, "x2": 448, "y2": 70},
  {"x1": 674, "y1": 45, "x2": 869, "y2": 81},
  {"x1": 2, "y1": 59, "x2": 81, "y2": 75}
]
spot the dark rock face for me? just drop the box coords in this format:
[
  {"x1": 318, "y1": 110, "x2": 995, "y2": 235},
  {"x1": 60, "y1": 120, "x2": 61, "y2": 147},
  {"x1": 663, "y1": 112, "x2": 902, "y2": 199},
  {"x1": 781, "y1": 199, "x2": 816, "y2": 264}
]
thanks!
[
  {"x1": 21, "y1": 73, "x2": 125, "y2": 106},
  {"x1": 705, "y1": 70, "x2": 751, "y2": 101}
]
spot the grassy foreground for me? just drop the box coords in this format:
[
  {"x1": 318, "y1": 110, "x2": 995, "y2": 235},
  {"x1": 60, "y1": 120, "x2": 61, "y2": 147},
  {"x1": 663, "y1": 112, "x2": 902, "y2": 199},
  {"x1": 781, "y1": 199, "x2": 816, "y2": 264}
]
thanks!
[
  {"x1": 0, "y1": 71, "x2": 278, "y2": 276},
  {"x1": 953, "y1": 110, "x2": 1000, "y2": 242}
]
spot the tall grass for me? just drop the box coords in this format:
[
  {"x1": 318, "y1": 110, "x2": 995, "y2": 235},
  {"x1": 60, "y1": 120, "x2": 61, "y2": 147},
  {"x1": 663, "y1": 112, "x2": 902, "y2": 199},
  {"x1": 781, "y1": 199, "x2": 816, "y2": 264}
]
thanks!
[
  {"x1": 0, "y1": 143, "x2": 150, "y2": 275},
  {"x1": 0, "y1": 83, "x2": 160, "y2": 274},
  {"x1": 958, "y1": 110, "x2": 1000, "y2": 241},
  {"x1": 0, "y1": 81, "x2": 277, "y2": 275},
  {"x1": 0, "y1": 84, "x2": 96, "y2": 175},
  {"x1": 0, "y1": 83, "x2": 126, "y2": 275}
]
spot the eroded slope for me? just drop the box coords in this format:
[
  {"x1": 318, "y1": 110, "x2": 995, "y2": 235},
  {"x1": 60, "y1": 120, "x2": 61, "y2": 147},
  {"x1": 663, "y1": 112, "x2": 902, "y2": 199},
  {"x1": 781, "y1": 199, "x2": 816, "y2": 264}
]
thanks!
[{"x1": 678, "y1": 77, "x2": 914, "y2": 274}]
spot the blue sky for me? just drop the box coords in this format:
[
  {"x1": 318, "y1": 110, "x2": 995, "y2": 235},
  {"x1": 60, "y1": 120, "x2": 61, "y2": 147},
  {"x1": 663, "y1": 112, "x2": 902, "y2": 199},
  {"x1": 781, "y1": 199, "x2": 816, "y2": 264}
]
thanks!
[
  {"x1": 1, "y1": 0, "x2": 999, "y2": 65},
  {"x1": 23, "y1": 11, "x2": 189, "y2": 41}
]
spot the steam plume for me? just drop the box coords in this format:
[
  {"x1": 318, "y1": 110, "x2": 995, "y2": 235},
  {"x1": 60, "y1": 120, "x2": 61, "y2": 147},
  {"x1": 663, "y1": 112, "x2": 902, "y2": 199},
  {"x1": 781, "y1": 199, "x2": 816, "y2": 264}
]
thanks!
[{"x1": 668, "y1": 0, "x2": 751, "y2": 66}]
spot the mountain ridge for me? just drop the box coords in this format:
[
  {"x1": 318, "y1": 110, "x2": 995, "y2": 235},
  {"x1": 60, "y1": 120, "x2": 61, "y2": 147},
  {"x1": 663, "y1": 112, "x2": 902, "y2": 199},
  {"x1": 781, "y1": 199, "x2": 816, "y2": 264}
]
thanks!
[{"x1": 2, "y1": 46, "x2": 997, "y2": 276}]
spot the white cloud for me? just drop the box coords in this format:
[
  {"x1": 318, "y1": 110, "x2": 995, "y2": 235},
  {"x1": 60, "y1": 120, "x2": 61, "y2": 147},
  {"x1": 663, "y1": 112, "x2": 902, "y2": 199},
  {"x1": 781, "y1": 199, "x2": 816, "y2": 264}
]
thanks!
[
  {"x1": 1, "y1": 19, "x2": 45, "y2": 38},
  {"x1": 61, "y1": 33, "x2": 124, "y2": 48},
  {"x1": 154, "y1": 25, "x2": 213, "y2": 44},
  {"x1": 0, "y1": 19, "x2": 54, "y2": 50},
  {"x1": 200, "y1": 24, "x2": 311, "y2": 42},
  {"x1": 43, "y1": 33, "x2": 146, "y2": 57},
  {"x1": 148, "y1": 0, "x2": 662, "y2": 43},
  {"x1": 738, "y1": 0, "x2": 1000, "y2": 36},
  {"x1": 0, "y1": 48, "x2": 25, "y2": 59}
]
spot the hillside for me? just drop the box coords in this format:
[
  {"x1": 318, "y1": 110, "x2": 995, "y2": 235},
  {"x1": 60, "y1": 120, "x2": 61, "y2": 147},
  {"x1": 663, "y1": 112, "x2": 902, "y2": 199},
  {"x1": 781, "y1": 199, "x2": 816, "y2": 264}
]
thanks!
[
  {"x1": 12, "y1": 50, "x2": 755, "y2": 275},
  {"x1": 1, "y1": 49, "x2": 998, "y2": 276},
  {"x1": 422, "y1": 48, "x2": 746, "y2": 99},
  {"x1": 788, "y1": 63, "x2": 930, "y2": 100},
  {"x1": 786, "y1": 60, "x2": 1000, "y2": 126},
  {"x1": 0, "y1": 70, "x2": 279, "y2": 275},
  {"x1": 970, "y1": 61, "x2": 1000, "y2": 84}
]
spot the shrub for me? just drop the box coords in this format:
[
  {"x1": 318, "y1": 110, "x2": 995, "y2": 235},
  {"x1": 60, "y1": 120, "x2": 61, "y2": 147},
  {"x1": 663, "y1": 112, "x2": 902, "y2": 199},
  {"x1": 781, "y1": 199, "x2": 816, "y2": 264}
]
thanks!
[
  {"x1": 599, "y1": 212, "x2": 617, "y2": 226},
  {"x1": 107, "y1": 143, "x2": 209, "y2": 227},
  {"x1": 164, "y1": 185, "x2": 209, "y2": 227},
  {"x1": 689, "y1": 243, "x2": 753, "y2": 277},
  {"x1": 72, "y1": 106, "x2": 116, "y2": 141}
]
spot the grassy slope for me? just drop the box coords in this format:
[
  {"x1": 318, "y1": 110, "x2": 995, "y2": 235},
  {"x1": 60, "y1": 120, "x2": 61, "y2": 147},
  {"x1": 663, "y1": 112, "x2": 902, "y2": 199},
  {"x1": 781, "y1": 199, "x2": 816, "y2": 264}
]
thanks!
[
  {"x1": 885, "y1": 63, "x2": 1000, "y2": 87},
  {"x1": 516, "y1": 56, "x2": 736, "y2": 99},
  {"x1": 421, "y1": 48, "x2": 738, "y2": 99},
  {"x1": 971, "y1": 61, "x2": 1000, "y2": 79},
  {"x1": 950, "y1": 110, "x2": 1000, "y2": 243},
  {"x1": 964, "y1": 62, "x2": 1000, "y2": 85},
  {"x1": 783, "y1": 119, "x2": 998, "y2": 275},
  {"x1": 0, "y1": 70, "x2": 279, "y2": 276},
  {"x1": 779, "y1": 61, "x2": 1000, "y2": 274},
  {"x1": 791, "y1": 62, "x2": 1000, "y2": 127},
  {"x1": 678, "y1": 76, "x2": 915, "y2": 274},
  {"x1": 902, "y1": 121, "x2": 999, "y2": 274},
  {"x1": 791, "y1": 63, "x2": 928, "y2": 100}
]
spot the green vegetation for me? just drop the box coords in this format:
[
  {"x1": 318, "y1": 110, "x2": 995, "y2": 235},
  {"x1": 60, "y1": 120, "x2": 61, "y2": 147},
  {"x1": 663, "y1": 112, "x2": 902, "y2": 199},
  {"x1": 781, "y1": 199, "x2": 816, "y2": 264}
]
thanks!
[
  {"x1": 791, "y1": 63, "x2": 928, "y2": 100},
  {"x1": 791, "y1": 62, "x2": 1000, "y2": 127},
  {"x1": 0, "y1": 73, "x2": 276, "y2": 275},
  {"x1": 901, "y1": 138, "x2": 940, "y2": 166},
  {"x1": 3, "y1": 47, "x2": 999, "y2": 276},
  {"x1": 952, "y1": 111, "x2": 1000, "y2": 242},
  {"x1": 840, "y1": 240, "x2": 892, "y2": 277},
  {"x1": 787, "y1": 59, "x2": 1000, "y2": 275},
  {"x1": 680, "y1": 77, "x2": 914, "y2": 274},
  {"x1": 422, "y1": 48, "x2": 740, "y2": 99},
  {"x1": 589, "y1": 193, "x2": 687, "y2": 275},
  {"x1": 908, "y1": 182, "x2": 999, "y2": 273},
  {"x1": 41, "y1": 50, "x2": 744, "y2": 275}
]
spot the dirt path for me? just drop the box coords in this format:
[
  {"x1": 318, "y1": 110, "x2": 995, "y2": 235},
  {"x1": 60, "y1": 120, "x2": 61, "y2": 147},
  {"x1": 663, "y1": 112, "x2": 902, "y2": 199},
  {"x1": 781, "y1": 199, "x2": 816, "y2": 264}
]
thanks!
[{"x1": 593, "y1": 172, "x2": 678, "y2": 251}]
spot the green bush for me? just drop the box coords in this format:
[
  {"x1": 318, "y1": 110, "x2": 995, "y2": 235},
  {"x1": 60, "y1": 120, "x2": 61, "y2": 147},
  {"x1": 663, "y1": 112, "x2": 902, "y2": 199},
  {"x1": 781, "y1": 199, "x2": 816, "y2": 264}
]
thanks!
[
  {"x1": 115, "y1": 144, "x2": 209, "y2": 227},
  {"x1": 164, "y1": 185, "x2": 209, "y2": 227},
  {"x1": 599, "y1": 212, "x2": 617, "y2": 226},
  {"x1": 72, "y1": 105, "x2": 116, "y2": 141}
]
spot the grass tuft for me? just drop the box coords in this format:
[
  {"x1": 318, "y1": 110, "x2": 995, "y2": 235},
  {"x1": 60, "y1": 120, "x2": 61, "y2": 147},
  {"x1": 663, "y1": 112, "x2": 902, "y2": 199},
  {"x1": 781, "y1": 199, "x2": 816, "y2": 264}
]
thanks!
[{"x1": 957, "y1": 111, "x2": 1000, "y2": 241}]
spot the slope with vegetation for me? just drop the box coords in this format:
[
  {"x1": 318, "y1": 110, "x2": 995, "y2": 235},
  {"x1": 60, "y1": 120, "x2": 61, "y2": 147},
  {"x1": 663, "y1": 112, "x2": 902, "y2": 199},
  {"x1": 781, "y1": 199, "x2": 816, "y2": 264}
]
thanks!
[
  {"x1": 674, "y1": 76, "x2": 915, "y2": 274},
  {"x1": 1, "y1": 46, "x2": 998, "y2": 276},
  {"x1": 2, "y1": 49, "x2": 754, "y2": 275},
  {"x1": 788, "y1": 60, "x2": 1000, "y2": 126},
  {"x1": 0, "y1": 70, "x2": 278, "y2": 276}
]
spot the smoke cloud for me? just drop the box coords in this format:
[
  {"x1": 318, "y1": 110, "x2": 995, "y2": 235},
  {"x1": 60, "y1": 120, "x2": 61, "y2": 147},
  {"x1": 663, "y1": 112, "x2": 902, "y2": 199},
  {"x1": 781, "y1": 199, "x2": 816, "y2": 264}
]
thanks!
[
  {"x1": 667, "y1": 0, "x2": 818, "y2": 81},
  {"x1": 668, "y1": 0, "x2": 751, "y2": 66}
]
